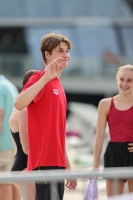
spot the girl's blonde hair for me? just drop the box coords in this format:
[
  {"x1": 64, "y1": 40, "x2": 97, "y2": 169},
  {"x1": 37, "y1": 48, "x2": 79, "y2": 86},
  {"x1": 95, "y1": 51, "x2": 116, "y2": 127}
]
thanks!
[{"x1": 116, "y1": 64, "x2": 133, "y2": 80}]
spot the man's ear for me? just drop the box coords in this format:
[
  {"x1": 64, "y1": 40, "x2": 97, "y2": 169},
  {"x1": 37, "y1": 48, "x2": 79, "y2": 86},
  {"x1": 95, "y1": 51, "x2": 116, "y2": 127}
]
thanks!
[{"x1": 45, "y1": 51, "x2": 50, "y2": 60}]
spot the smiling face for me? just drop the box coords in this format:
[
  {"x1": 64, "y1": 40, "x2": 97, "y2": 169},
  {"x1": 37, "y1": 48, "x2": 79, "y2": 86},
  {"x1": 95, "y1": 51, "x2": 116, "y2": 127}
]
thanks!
[
  {"x1": 40, "y1": 32, "x2": 72, "y2": 66},
  {"x1": 117, "y1": 69, "x2": 133, "y2": 95},
  {"x1": 45, "y1": 42, "x2": 70, "y2": 69}
]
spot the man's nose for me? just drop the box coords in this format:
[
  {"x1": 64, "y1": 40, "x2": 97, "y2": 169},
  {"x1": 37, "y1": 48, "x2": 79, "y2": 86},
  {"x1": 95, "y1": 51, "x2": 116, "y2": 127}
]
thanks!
[{"x1": 62, "y1": 51, "x2": 68, "y2": 57}]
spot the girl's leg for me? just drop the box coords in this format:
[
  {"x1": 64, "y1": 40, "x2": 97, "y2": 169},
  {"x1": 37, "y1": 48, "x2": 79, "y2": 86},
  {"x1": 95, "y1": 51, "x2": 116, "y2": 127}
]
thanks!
[
  {"x1": 0, "y1": 184, "x2": 21, "y2": 200},
  {"x1": 106, "y1": 179, "x2": 125, "y2": 197},
  {"x1": 0, "y1": 184, "x2": 13, "y2": 200},
  {"x1": 13, "y1": 185, "x2": 21, "y2": 200},
  {"x1": 128, "y1": 180, "x2": 133, "y2": 192},
  {"x1": 15, "y1": 169, "x2": 36, "y2": 200},
  {"x1": 16, "y1": 181, "x2": 36, "y2": 200}
]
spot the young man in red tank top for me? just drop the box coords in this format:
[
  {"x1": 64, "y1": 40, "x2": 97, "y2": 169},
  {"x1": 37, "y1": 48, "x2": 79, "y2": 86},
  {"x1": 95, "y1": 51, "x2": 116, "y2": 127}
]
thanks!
[
  {"x1": 14, "y1": 32, "x2": 77, "y2": 200},
  {"x1": 93, "y1": 65, "x2": 133, "y2": 197}
]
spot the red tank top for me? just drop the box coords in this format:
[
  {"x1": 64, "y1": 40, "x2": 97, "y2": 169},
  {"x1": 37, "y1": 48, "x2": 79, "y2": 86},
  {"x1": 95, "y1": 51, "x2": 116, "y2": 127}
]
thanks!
[{"x1": 107, "y1": 97, "x2": 133, "y2": 142}]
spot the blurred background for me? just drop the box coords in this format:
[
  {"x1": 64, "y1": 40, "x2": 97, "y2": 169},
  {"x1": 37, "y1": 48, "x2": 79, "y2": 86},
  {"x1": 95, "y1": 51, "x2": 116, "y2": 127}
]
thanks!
[
  {"x1": 0, "y1": 0, "x2": 133, "y2": 100},
  {"x1": 0, "y1": 0, "x2": 133, "y2": 199}
]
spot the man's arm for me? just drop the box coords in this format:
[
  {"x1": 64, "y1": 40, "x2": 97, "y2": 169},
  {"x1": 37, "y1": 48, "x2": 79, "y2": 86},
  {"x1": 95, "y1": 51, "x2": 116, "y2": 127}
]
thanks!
[
  {"x1": 65, "y1": 151, "x2": 71, "y2": 169},
  {"x1": 14, "y1": 57, "x2": 64, "y2": 110},
  {"x1": 14, "y1": 76, "x2": 48, "y2": 110},
  {"x1": 65, "y1": 150, "x2": 77, "y2": 190}
]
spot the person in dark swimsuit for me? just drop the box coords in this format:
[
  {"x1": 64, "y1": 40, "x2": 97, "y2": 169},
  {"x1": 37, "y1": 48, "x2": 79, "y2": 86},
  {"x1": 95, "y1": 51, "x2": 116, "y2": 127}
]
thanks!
[
  {"x1": 10, "y1": 70, "x2": 37, "y2": 200},
  {"x1": 11, "y1": 129, "x2": 28, "y2": 171},
  {"x1": 93, "y1": 64, "x2": 133, "y2": 197}
]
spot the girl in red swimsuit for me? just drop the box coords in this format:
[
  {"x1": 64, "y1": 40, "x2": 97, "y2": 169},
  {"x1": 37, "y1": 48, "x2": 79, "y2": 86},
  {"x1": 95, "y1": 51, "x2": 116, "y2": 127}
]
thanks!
[{"x1": 93, "y1": 64, "x2": 133, "y2": 197}]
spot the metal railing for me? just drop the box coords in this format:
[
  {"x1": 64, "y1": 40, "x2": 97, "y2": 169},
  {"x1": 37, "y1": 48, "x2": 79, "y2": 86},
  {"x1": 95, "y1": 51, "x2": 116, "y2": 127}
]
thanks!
[{"x1": 0, "y1": 167, "x2": 133, "y2": 200}]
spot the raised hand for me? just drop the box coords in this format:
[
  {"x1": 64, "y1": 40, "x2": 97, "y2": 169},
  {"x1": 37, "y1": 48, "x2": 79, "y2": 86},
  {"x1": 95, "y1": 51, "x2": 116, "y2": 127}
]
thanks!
[{"x1": 44, "y1": 57, "x2": 65, "y2": 82}]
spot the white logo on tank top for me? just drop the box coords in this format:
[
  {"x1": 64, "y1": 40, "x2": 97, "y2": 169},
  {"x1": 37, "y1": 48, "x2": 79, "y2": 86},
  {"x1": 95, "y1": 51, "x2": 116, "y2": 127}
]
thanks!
[{"x1": 53, "y1": 89, "x2": 58, "y2": 95}]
